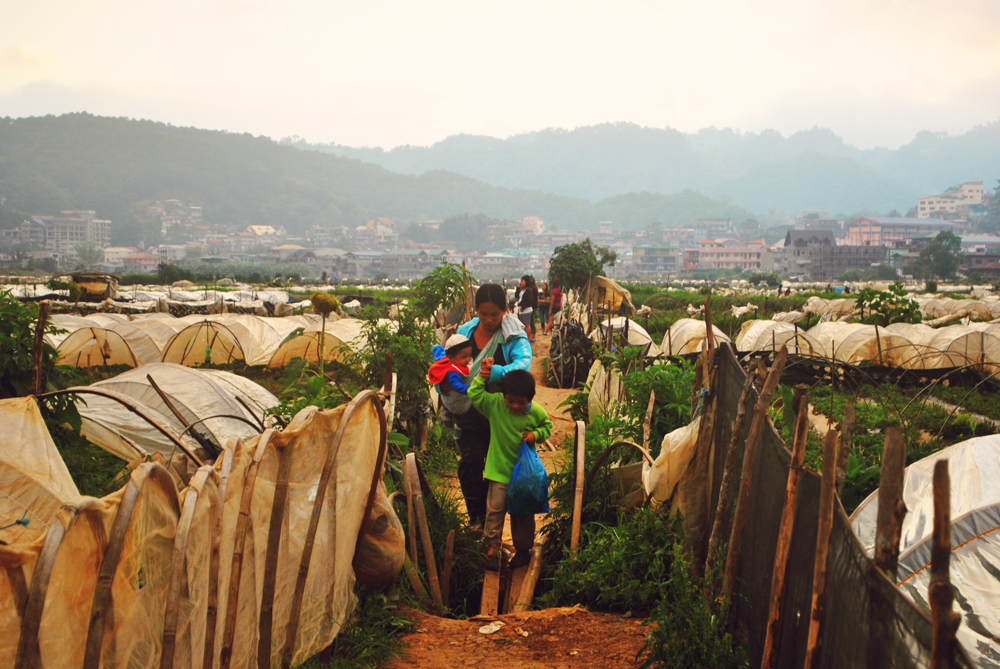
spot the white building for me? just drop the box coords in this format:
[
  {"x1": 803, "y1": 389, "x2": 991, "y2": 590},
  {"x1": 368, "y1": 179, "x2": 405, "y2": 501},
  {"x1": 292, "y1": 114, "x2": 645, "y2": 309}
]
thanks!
[{"x1": 917, "y1": 182, "x2": 985, "y2": 219}]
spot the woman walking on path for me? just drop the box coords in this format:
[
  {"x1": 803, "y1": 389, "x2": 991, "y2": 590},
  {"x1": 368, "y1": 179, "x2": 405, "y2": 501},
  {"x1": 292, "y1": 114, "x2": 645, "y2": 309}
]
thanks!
[
  {"x1": 449, "y1": 283, "x2": 532, "y2": 528},
  {"x1": 537, "y1": 281, "x2": 551, "y2": 336},
  {"x1": 544, "y1": 278, "x2": 562, "y2": 334}
]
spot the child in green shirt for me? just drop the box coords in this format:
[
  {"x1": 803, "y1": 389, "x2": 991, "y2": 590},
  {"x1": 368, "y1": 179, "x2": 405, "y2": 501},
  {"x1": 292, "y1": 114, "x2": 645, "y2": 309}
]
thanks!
[{"x1": 468, "y1": 358, "x2": 553, "y2": 570}]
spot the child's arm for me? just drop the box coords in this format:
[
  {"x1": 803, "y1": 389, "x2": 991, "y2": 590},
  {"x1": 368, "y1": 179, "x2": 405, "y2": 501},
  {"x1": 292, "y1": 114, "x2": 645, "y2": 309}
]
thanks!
[
  {"x1": 466, "y1": 374, "x2": 492, "y2": 412},
  {"x1": 445, "y1": 370, "x2": 470, "y2": 394},
  {"x1": 523, "y1": 405, "x2": 553, "y2": 446}
]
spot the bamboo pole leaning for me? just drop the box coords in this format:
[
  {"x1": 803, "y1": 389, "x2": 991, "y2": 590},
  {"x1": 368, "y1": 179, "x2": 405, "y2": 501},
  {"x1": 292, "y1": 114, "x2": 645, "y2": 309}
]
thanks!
[
  {"x1": 722, "y1": 346, "x2": 788, "y2": 605},
  {"x1": 704, "y1": 366, "x2": 756, "y2": 584},
  {"x1": 570, "y1": 421, "x2": 586, "y2": 557},
  {"x1": 406, "y1": 452, "x2": 443, "y2": 607},
  {"x1": 929, "y1": 460, "x2": 961, "y2": 669},
  {"x1": 760, "y1": 385, "x2": 809, "y2": 669},
  {"x1": 803, "y1": 427, "x2": 840, "y2": 669},
  {"x1": 835, "y1": 398, "x2": 856, "y2": 495},
  {"x1": 873, "y1": 428, "x2": 907, "y2": 581},
  {"x1": 32, "y1": 300, "x2": 50, "y2": 394}
]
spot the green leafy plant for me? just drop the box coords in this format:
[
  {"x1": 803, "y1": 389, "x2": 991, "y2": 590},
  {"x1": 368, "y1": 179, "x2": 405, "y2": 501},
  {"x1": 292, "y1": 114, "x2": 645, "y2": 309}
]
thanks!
[
  {"x1": 409, "y1": 261, "x2": 476, "y2": 324},
  {"x1": 303, "y1": 590, "x2": 414, "y2": 669},
  {"x1": 540, "y1": 507, "x2": 683, "y2": 613},
  {"x1": 856, "y1": 281, "x2": 922, "y2": 327},
  {"x1": 638, "y1": 544, "x2": 749, "y2": 669},
  {"x1": 548, "y1": 238, "x2": 618, "y2": 290}
]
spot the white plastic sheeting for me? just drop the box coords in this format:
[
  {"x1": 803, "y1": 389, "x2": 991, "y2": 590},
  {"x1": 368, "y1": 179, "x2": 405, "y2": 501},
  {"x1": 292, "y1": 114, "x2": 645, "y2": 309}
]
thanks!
[
  {"x1": 590, "y1": 317, "x2": 655, "y2": 351},
  {"x1": 736, "y1": 320, "x2": 825, "y2": 357},
  {"x1": 658, "y1": 318, "x2": 731, "y2": 356},
  {"x1": 74, "y1": 363, "x2": 279, "y2": 459},
  {"x1": 0, "y1": 396, "x2": 80, "y2": 545},
  {"x1": 57, "y1": 327, "x2": 139, "y2": 368},
  {"x1": 850, "y1": 435, "x2": 1000, "y2": 665}
]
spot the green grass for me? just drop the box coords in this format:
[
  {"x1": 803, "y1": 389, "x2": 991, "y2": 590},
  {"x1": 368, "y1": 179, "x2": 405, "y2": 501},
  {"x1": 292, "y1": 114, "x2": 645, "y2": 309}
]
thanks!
[
  {"x1": 930, "y1": 383, "x2": 1000, "y2": 423},
  {"x1": 300, "y1": 591, "x2": 414, "y2": 669}
]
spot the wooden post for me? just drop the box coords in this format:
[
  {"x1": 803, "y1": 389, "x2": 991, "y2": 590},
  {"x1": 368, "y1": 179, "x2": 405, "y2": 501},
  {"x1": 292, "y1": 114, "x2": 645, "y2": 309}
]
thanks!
[
  {"x1": 704, "y1": 368, "x2": 756, "y2": 582},
  {"x1": 383, "y1": 351, "x2": 393, "y2": 397},
  {"x1": 835, "y1": 399, "x2": 855, "y2": 495},
  {"x1": 407, "y1": 454, "x2": 442, "y2": 607},
  {"x1": 570, "y1": 421, "x2": 586, "y2": 557},
  {"x1": 32, "y1": 300, "x2": 50, "y2": 394},
  {"x1": 803, "y1": 428, "x2": 839, "y2": 669},
  {"x1": 929, "y1": 460, "x2": 961, "y2": 669},
  {"x1": 512, "y1": 535, "x2": 547, "y2": 613},
  {"x1": 462, "y1": 261, "x2": 472, "y2": 322},
  {"x1": 642, "y1": 390, "x2": 656, "y2": 451},
  {"x1": 722, "y1": 346, "x2": 788, "y2": 604},
  {"x1": 761, "y1": 385, "x2": 809, "y2": 669},
  {"x1": 703, "y1": 294, "x2": 715, "y2": 356},
  {"x1": 403, "y1": 457, "x2": 419, "y2": 567},
  {"x1": 441, "y1": 530, "x2": 455, "y2": 609},
  {"x1": 873, "y1": 428, "x2": 907, "y2": 581}
]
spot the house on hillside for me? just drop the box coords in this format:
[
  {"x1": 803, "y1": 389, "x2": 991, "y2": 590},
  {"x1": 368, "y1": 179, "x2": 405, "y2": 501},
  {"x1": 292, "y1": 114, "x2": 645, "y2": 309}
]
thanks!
[
  {"x1": 763, "y1": 230, "x2": 887, "y2": 281},
  {"x1": 846, "y1": 217, "x2": 954, "y2": 246}
]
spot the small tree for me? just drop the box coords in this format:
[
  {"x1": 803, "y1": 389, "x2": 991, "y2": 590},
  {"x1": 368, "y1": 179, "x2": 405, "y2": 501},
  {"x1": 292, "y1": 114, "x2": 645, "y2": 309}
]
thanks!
[
  {"x1": 410, "y1": 260, "x2": 477, "y2": 325},
  {"x1": 915, "y1": 230, "x2": 963, "y2": 280},
  {"x1": 856, "y1": 281, "x2": 922, "y2": 327},
  {"x1": 74, "y1": 242, "x2": 104, "y2": 269},
  {"x1": 548, "y1": 239, "x2": 618, "y2": 290}
]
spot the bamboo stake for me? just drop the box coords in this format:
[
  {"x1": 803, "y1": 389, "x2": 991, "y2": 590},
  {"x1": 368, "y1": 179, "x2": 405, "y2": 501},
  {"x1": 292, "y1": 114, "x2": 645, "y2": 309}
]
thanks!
[
  {"x1": 761, "y1": 385, "x2": 809, "y2": 669},
  {"x1": 403, "y1": 456, "x2": 419, "y2": 566},
  {"x1": 570, "y1": 421, "x2": 586, "y2": 557},
  {"x1": 929, "y1": 459, "x2": 961, "y2": 669},
  {"x1": 512, "y1": 535, "x2": 547, "y2": 613},
  {"x1": 705, "y1": 368, "x2": 756, "y2": 581},
  {"x1": 803, "y1": 427, "x2": 839, "y2": 669},
  {"x1": 407, "y1": 453, "x2": 442, "y2": 607},
  {"x1": 32, "y1": 300, "x2": 50, "y2": 394},
  {"x1": 873, "y1": 428, "x2": 907, "y2": 581},
  {"x1": 642, "y1": 389, "x2": 657, "y2": 451},
  {"x1": 204, "y1": 449, "x2": 234, "y2": 669},
  {"x1": 722, "y1": 346, "x2": 788, "y2": 604},
  {"x1": 441, "y1": 530, "x2": 455, "y2": 609},
  {"x1": 835, "y1": 398, "x2": 855, "y2": 495},
  {"x1": 257, "y1": 440, "x2": 295, "y2": 669},
  {"x1": 219, "y1": 430, "x2": 274, "y2": 669},
  {"x1": 402, "y1": 554, "x2": 429, "y2": 603},
  {"x1": 15, "y1": 505, "x2": 79, "y2": 669}
]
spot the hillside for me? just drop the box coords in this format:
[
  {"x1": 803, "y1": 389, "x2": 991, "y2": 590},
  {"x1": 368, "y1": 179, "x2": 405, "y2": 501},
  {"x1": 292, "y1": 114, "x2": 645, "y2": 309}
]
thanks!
[
  {"x1": 0, "y1": 114, "x2": 749, "y2": 245},
  {"x1": 307, "y1": 122, "x2": 1000, "y2": 214}
]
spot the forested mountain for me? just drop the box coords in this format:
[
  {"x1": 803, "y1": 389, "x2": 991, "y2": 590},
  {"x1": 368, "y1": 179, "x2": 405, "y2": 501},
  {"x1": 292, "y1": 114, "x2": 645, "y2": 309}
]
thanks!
[
  {"x1": 0, "y1": 114, "x2": 749, "y2": 245},
  {"x1": 304, "y1": 122, "x2": 1000, "y2": 214}
]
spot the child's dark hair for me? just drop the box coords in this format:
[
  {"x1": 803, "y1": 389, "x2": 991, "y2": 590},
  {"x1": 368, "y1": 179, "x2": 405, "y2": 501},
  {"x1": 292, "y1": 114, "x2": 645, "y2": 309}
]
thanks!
[
  {"x1": 501, "y1": 369, "x2": 535, "y2": 400},
  {"x1": 475, "y1": 283, "x2": 507, "y2": 312}
]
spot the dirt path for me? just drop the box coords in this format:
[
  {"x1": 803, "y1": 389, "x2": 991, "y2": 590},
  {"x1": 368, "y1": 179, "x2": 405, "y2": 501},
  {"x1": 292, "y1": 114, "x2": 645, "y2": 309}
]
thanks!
[
  {"x1": 391, "y1": 336, "x2": 639, "y2": 669},
  {"x1": 384, "y1": 607, "x2": 648, "y2": 669}
]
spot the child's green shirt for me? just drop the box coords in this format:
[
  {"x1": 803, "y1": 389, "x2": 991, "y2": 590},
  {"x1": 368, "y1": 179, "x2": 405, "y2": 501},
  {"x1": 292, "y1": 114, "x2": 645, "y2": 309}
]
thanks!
[{"x1": 467, "y1": 375, "x2": 553, "y2": 484}]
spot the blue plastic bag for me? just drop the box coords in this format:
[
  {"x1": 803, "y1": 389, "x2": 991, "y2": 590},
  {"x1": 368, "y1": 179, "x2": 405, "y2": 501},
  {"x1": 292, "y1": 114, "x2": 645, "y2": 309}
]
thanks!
[{"x1": 506, "y1": 441, "x2": 550, "y2": 515}]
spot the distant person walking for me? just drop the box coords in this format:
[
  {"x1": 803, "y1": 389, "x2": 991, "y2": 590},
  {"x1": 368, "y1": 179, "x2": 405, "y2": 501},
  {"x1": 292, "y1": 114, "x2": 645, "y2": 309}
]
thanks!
[
  {"x1": 448, "y1": 284, "x2": 533, "y2": 528},
  {"x1": 517, "y1": 275, "x2": 538, "y2": 343},
  {"x1": 544, "y1": 278, "x2": 562, "y2": 334},
  {"x1": 537, "y1": 281, "x2": 551, "y2": 336}
]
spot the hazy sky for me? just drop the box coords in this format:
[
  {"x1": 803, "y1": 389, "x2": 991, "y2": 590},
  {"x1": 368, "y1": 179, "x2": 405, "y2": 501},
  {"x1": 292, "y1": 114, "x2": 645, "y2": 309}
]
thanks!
[{"x1": 2, "y1": 0, "x2": 999, "y2": 150}]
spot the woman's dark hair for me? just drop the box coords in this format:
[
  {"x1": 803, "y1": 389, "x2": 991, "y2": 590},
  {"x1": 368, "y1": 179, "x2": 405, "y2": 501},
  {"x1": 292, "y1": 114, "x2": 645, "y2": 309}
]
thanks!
[
  {"x1": 552, "y1": 278, "x2": 560, "y2": 288},
  {"x1": 501, "y1": 369, "x2": 536, "y2": 400},
  {"x1": 475, "y1": 283, "x2": 507, "y2": 311},
  {"x1": 520, "y1": 274, "x2": 532, "y2": 285}
]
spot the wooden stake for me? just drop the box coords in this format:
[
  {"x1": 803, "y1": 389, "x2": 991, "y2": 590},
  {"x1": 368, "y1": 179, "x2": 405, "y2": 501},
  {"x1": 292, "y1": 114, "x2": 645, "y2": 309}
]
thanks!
[
  {"x1": 835, "y1": 398, "x2": 855, "y2": 495},
  {"x1": 401, "y1": 554, "x2": 429, "y2": 603},
  {"x1": 803, "y1": 427, "x2": 839, "y2": 669},
  {"x1": 570, "y1": 421, "x2": 586, "y2": 557},
  {"x1": 761, "y1": 385, "x2": 809, "y2": 669},
  {"x1": 722, "y1": 346, "x2": 788, "y2": 604},
  {"x1": 705, "y1": 368, "x2": 756, "y2": 582},
  {"x1": 642, "y1": 389, "x2": 657, "y2": 451},
  {"x1": 873, "y1": 428, "x2": 907, "y2": 581},
  {"x1": 929, "y1": 459, "x2": 961, "y2": 669},
  {"x1": 441, "y1": 530, "x2": 455, "y2": 609},
  {"x1": 32, "y1": 300, "x2": 50, "y2": 394},
  {"x1": 407, "y1": 453, "x2": 443, "y2": 607},
  {"x1": 512, "y1": 535, "x2": 547, "y2": 613},
  {"x1": 257, "y1": 440, "x2": 294, "y2": 669},
  {"x1": 403, "y1": 457, "x2": 419, "y2": 566}
]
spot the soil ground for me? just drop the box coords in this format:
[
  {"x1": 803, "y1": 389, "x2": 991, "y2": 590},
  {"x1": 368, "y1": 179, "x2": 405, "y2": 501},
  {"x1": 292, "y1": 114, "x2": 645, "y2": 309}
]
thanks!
[
  {"x1": 385, "y1": 607, "x2": 648, "y2": 669},
  {"x1": 391, "y1": 336, "x2": 652, "y2": 668}
]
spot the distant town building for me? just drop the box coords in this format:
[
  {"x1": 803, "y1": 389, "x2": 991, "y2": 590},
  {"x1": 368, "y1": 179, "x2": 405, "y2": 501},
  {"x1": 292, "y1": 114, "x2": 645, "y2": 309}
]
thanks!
[
  {"x1": 36, "y1": 211, "x2": 111, "y2": 258},
  {"x1": 246, "y1": 225, "x2": 288, "y2": 245},
  {"x1": 698, "y1": 238, "x2": 767, "y2": 271},
  {"x1": 157, "y1": 244, "x2": 187, "y2": 265},
  {"x1": 521, "y1": 216, "x2": 545, "y2": 233},
  {"x1": 354, "y1": 218, "x2": 397, "y2": 248},
  {"x1": 917, "y1": 182, "x2": 985, "y2": 219},
  {"x1": 846, "y1": 217, "x2": 954, "y2": 246},
  {"x1": 763, "y1": 230, "x2": 888, "y2": 281},
  {"x1": 632, "y1": 245, "x2": 681, "y2": 275},
  {"x1": 122, "y1": 252, "x2": 159, "y2": 274},
  {"x1": 103, "y1": 246, "x2": 137, "y2": 268}
]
